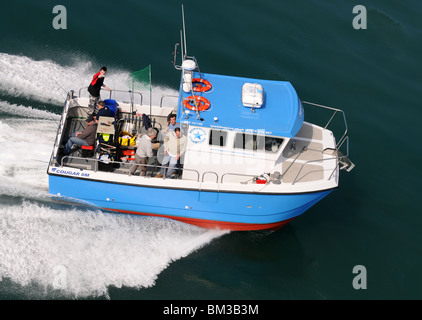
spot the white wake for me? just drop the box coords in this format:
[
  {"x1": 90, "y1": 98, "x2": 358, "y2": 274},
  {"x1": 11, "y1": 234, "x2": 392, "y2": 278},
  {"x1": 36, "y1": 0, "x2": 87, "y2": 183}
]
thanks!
[{"x1": 0, "y1": 52, "x2": 178, "y2": 105}]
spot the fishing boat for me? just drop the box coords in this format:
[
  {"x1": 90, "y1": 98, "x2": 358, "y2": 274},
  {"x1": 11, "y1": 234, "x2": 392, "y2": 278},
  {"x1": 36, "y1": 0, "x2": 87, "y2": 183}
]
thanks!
[{"x1": 47, "y1": 12, "x2": 354, "y2": 231}]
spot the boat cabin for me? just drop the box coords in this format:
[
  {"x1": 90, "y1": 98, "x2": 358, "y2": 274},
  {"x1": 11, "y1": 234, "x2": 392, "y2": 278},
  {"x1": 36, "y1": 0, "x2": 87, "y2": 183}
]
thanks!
[{"x1": 178, "y1": 71, "x2": 306, "y2": 184}]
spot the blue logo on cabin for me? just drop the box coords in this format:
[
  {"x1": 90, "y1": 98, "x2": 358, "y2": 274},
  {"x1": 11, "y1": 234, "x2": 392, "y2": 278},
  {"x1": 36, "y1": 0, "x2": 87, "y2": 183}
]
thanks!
[{"x1": 189, "y1": 128, "x2": 207, "y2": 144}]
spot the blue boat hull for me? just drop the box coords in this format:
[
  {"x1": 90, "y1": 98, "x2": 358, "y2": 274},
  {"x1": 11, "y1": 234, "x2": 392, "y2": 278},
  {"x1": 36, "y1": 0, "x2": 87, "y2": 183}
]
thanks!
[{"x1": 49, "y1": 175, "x2": 334, "y2": 231}]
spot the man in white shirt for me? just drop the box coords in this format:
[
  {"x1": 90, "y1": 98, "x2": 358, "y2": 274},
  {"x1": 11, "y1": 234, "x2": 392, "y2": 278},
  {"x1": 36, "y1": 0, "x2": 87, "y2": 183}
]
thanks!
[
  {"x1": 129, "y1": 128, "x2": 156, "y2": 176},
  {"x1": 156, "y1": 127, "x2": 187, "y2": 178}
]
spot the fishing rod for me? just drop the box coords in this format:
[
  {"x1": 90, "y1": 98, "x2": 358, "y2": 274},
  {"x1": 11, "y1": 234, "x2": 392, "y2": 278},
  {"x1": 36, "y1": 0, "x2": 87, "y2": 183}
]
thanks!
[
  {"x1": 53, "y1": 79, "x2": 68, "y2": 95},
  {"x1": 53, "y1": 79, "x2": 84, "y2": 109}
]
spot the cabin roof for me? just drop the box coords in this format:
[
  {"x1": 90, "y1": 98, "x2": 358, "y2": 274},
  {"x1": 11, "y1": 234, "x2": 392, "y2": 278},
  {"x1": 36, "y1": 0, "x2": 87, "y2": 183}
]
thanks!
[{"x1": 177, "y1": 72, "x2": 304, "y2": 137}]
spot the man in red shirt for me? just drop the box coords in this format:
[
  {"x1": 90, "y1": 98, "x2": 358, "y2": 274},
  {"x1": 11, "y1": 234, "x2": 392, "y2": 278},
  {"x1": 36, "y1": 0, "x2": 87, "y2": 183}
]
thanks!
[{"x1": 88, "y1": 66, "x2": 111, "y2": 115}]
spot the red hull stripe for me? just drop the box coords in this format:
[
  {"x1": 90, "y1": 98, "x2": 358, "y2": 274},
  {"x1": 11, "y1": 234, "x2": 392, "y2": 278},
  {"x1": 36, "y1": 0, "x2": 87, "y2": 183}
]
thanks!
[{"x1": 105, "y1": 208, "x2": 296, "y2": 231}]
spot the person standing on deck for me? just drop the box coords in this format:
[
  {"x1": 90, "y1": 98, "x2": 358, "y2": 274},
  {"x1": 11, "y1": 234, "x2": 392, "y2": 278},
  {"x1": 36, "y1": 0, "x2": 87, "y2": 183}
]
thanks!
[
  {"x1": 168, "y1": 114, "x2": 180, "y2": 131},
  {"x1": 129, "y1": 128, "x2": 157, "y2": 176},
  {"x1": 156, "y1": 127, "x2": 186, "y2": 179},
  {"x1": 88, "y1": 66, "x2": 111, "y2": 115}
]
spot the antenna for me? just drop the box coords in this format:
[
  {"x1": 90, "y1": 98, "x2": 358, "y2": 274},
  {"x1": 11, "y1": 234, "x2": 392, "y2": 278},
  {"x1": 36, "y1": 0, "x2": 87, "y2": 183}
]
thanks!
[
  {"x1": 182, "y1": 4, "x2": 187, "y2": 58},
  {"x1": 180, "y1": 29, "x2": 184, "y2": 61}
]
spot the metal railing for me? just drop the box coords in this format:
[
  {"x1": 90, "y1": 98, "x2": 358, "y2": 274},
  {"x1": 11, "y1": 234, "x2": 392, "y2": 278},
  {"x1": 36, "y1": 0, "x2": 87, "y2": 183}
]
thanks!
[
  {"x1": 57, "y1": 154, "x2": 270, "y2": 188},
  {"x1": 160, "y1": 95, "x2": 179, "y2": 108},
  {"x1": 220, "y1": 173, "x2": 262, "y2": 184},
  {"x1": 56, "y1": 144, "x2": 349, "y2": 188},
  {"x1": 48, "y1": 90, "x2": 74, "y2": 168},
  {"x1": 201, "y1": 171, "x2": 218, "y2": 183},
  {"x1": 57, "y1": 153, "x2": 264, "y2": 186},
  {"x1": 286, "y1": 101, "x2": 351, "y2": 185},
  {"x1": 78, "y1": 87, "x2": 144, "y2": 106},
  {"x1": 301, "y1": 101, "x2": 348, "y2": 149},
  {"x1": 290, "y1": 136, "x2": 350, "y2": 185},
  {"x1": 58, "y1": 155, "x2": 201, "y2": 181},
  {"x1": 78, "y1": 88, "x2": 180, "y2": 110}
]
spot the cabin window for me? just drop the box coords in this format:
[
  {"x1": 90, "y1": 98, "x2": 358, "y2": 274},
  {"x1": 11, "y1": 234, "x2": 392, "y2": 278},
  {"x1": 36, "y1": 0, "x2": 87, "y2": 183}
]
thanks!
[
  {"x1": 209, "y1": 130, "x2": 228, "y2": 147},
  {"x1": 264, "y1": 136, "x2": 284, "y2": 153},
  {"x1": 234, "y1": 133, "x2": 261, "y2": 150},
  {"x1": 234, "y1": 133, "x2": 284, "y2": 153}
]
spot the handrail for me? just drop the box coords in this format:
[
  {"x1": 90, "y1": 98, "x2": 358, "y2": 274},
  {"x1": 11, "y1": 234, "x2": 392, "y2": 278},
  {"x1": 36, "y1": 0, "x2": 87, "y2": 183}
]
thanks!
[
  {"x1": 328, "y1": 135, "x2": 350, "y2": 180},
  {"x1": 160, "y1": 95, "x2": 179, "y2": 108},
  {"x1": 58, "y1": 146, "x2": 347, "y2": 187},
  {"x1": 78, "y1": 87, "x2": 144, "y2": 106},
  {"x1": 301, "y1": 101, "x2": 348, "y2": 149},
  {"x1": 49, "y1": 91, "x2": 73, "y2": 166},
  {"x1": 128, "y1": 162, "x2": 200, "y2": 181},
  {"x1": 291, "y1": 136, "x2": 350, "y2": 185},
  {"x1": 201, "y1": 171, "x2": 218, "y2": 183},
  {"x1": 59, "y1": 155, "x2": 200, "y2": 182},
  {"x1": 276, "y1": 101, "x2": 351, "y2": 185},
  {"x1": 58, "y1": 153, "x2": 265, "y2": 186},
  {"x1": 280, "y1": 147, "x2": 306, "y2": 180},
  {"x1": 220, "y1": 173, "x2": 260, "y2": 184}
]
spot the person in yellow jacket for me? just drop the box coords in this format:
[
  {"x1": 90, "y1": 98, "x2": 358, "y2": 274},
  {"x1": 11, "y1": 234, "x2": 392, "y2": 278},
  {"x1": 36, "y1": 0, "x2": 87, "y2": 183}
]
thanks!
[{"x1": 156, "y1": 127, "x2": 187, "y2": 178}]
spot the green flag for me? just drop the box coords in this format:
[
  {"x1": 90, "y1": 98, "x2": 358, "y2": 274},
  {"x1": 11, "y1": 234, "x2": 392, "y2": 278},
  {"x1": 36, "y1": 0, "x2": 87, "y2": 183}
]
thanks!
[{"x1": 127, "y1": 65, "x2": 151, "y2": 91}]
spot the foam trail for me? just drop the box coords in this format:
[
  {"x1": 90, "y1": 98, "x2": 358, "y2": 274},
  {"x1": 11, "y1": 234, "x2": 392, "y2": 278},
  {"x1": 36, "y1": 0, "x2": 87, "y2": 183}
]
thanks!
[
  {"x1": 0, "y1": 102, "x2": 59, "y2": 193},
  {"x1": 0, "y1": 52, "x2": 178, "y2": 106},
  {"x1": 0, "y1": 53, "x2": 92, "y2": 103},
  {"x1": 0, "y1": 202, "x2": 227, "y2": 299},
  {"x1": 0, "y1": 99, "x2": 61, "y2": 120}
]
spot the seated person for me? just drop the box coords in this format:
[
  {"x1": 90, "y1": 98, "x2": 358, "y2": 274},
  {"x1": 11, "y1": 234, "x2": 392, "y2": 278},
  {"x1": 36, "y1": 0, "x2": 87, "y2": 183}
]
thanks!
[
  {"x1": 63, "y1": 114, "x2": 98, "y2": 154},
  {"x1": 95, "y1": 100, "x2": 117, "y2": 149},
  {"x1": 95, "y1": 100, "x2": 115, "y2": 119}
]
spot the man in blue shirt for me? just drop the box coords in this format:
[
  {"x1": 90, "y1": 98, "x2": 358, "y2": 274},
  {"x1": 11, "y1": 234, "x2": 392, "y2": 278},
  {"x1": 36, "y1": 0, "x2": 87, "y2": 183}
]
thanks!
[
  {"x1": 168, "y1": 114, "x2": 180, "y2": 131},
  {"x1": 95, "y1": 100, "x2": 115, "y2": 119}
]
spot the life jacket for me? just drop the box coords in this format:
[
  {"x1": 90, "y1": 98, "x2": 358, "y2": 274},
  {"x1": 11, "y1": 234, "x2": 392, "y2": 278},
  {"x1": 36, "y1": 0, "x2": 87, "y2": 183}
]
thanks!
[
  {"x1": 98, "y1": 133, "x2": 111, "y2": 143},
  {"x1": 88, "y1": 72, "x2": 105, "y2": 96},
  {"x1": 91, "y1": 72, "x2": 101, "y2": 86}
]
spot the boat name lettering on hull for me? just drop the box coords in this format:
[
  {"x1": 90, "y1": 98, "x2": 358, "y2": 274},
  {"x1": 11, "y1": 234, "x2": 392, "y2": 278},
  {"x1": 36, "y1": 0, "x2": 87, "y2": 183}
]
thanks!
[{"x1": 52, "y1": 168, "x2": 90, "y2": 177}]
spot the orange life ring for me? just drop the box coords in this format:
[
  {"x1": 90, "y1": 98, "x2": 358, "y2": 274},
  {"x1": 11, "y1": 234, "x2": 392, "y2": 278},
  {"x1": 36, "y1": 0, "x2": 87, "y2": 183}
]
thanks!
[
  {"x1": 183, "y1": 96, "x2": 211, "y2": 111},
  {"x1": 192, "y1": 78, "x2": 212, "y2": 92}
]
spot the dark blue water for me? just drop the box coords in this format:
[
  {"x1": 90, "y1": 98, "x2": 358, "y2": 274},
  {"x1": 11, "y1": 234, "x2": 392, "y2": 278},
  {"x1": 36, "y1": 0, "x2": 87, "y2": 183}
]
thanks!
[{"x1": 0, "y1": 0, "x2": 421, "y2": 301}]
